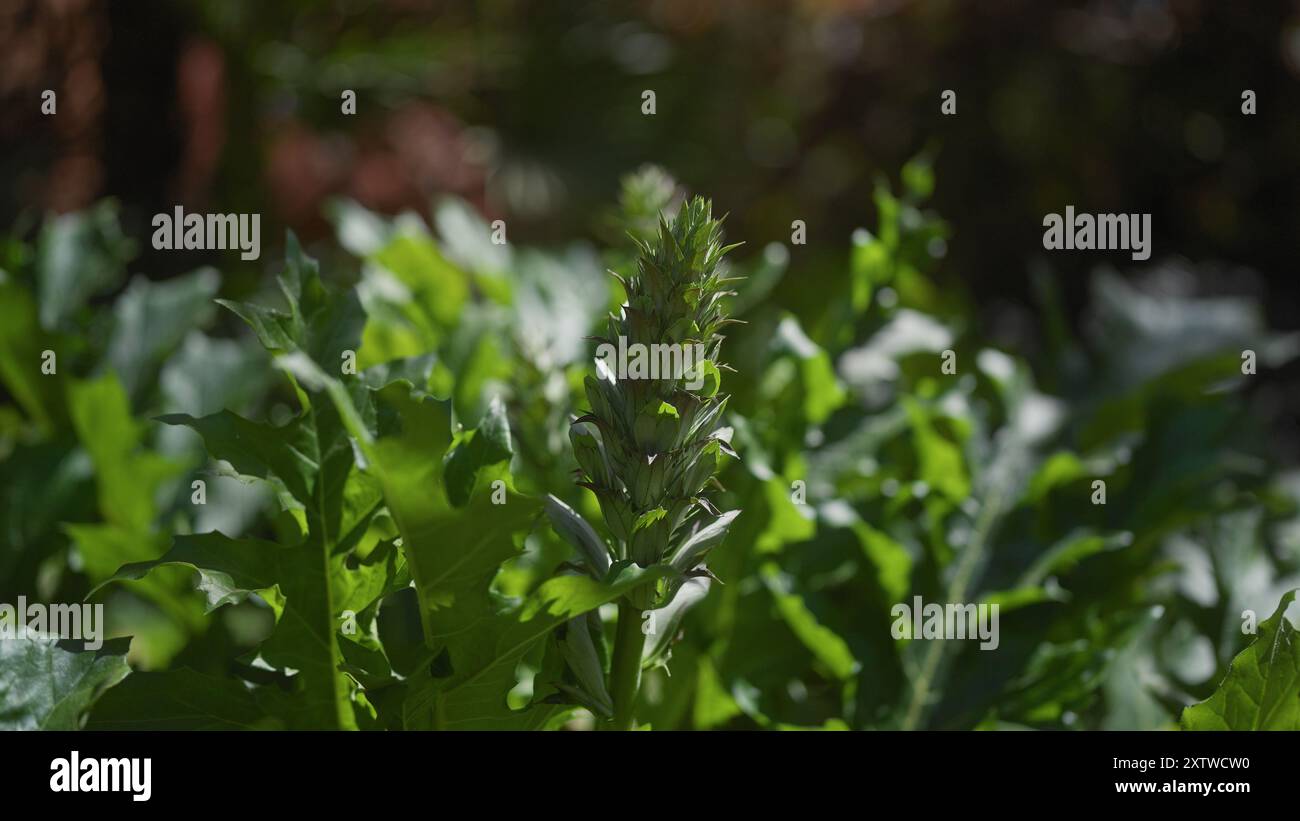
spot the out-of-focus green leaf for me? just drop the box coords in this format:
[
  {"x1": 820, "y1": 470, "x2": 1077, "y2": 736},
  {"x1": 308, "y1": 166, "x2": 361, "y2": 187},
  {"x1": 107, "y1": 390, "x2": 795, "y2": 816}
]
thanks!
[
  {"x1": 107, "y1": 269, "x2": 221, "y2": 400},
  {"x1": 160, "y1": 331, "x2": 269, "y2": 420},
  {"x1": 325, "y1": 197, "x2": 398, "y2": 257},
  {"x1": 755, "y1": 476, "x2": 815, "y2": 554},
  {"x1": 68, "y1": 373, "x2": 184, "y2": 532},
  {"x1": 761, "y1": 562, "x2": 858, "y2": 680},
  {"x1": 0, "y1": 444, "x2": 93, "y2": 594},
  {"x1": 447, "y1": 320, "x2": 513, "y2": 424},
  {"x1": 838, "y1": 309, "x2": 953, "y2": 392},
  {"x1": 901, "y1": 153, "x2": 935, "y2": 200},
  {"x1": 443, "y1": 394, "x2": 513, "y2": 507},
  {"x1": 904, "y1": 397, "x2": 969, "y2": 503},
  {"x1": 372, "y1": 232, "x2": 470, "y2": 328},
  {"x1": 0, "y1": 270, "x2": 65, "y2": 430},
  {"x1": 1183, "y1": 590, "x2": 1300, "y2": 730},
  {"x1": 87, "y1": 667, "x2": 273, "y2": 730},
  {"x1": 693, "y1": 655, "x2": 743, "y2": 729},
  {"x1": 850, "y1": 518, "x2": 912, "y2": 604},
  {"x1": 849, "y1": 229, "x2": 888, "y2": 312},
  {"x1": 770, "y1": 315, "x2": 846, "y2": 425},
  {"x1": 36, "y1": 200, "x2": 135, "y2": 330},
  {"x1": 514, "y1": 246, "x2": 607, "y2": 367},
  {"x1": 1025, "y1": 451, "x2": 1089, "y2": 504},
  {"x1": 0, "y1": 637, "x2": 131, "y2": 730},
  {"x1": 433, "y1": 197, "x2": 511, "y2": 284}
]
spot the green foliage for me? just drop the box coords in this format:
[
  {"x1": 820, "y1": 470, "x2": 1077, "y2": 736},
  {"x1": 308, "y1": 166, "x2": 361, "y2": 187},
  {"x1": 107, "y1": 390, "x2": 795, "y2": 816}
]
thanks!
[
  {"x1": 0, "y1": 638, "x2": 130, "y2": 730},
  {"x1": 1182, "y1": 591, "x2": 1300, "y2": 730},
  {"x1": 97, "y1": 243, "x2": 390, "y2": 729},
  {"x1": 0, "y1": 200, "x2": 248, "y2": 677},
  {"x1": 84, "y1": 236, "x2": 665, "y2": 729},
  {"x1": 2, "y1": 158, "x2": 1299, "y2": 731},
  {"x1": 625, "y1": 160, "x2": 1300, "y2": 732}
]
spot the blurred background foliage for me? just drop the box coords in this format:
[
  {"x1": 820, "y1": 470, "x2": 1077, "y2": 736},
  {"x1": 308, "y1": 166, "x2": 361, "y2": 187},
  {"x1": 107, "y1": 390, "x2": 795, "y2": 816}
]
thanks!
[{"x1": 2, "y1": 0, "x2": 1300, "y2": 729}]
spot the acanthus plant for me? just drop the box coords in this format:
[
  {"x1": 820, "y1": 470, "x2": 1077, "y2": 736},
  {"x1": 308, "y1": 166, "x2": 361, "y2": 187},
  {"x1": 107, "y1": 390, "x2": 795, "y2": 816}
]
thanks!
[
  {"x1": 86, "y1": 235, "x2": 671, "y2": 730},
  {"x1": 545, "y1": 195, "x2": 743, "y2": 729},
  {"x1": 0, "y1": 177, "x2": 745, "y2": 732}
]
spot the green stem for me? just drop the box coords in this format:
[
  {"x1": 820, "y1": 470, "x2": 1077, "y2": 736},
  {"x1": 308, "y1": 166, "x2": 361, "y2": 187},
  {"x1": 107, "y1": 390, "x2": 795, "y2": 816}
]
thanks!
[
  {"x1": 609, "y1": 599, "x2": 646, "y2": 730},
  {"x1": 900, "y1": 482, "x2": 1005, "y2": 731}
]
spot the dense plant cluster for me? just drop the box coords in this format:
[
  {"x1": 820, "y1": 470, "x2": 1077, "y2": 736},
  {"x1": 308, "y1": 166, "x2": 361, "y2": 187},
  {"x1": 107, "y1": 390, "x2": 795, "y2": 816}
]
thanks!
[{"x1": 1, "y1": 161, "x2": 1298, "y2": 730}]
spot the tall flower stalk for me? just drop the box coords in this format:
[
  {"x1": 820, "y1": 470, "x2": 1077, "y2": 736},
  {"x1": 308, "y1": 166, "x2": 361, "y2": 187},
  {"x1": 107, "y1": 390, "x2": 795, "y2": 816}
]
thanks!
[{"x1": 546, "y1": 189, "x2": 742, "y2": 729}]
